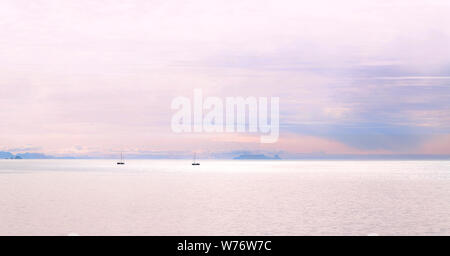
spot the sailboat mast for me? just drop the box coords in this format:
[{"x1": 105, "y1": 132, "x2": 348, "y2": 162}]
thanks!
[
  {"x1": 117, "y1": 151, "x2": 125, "y2": 165},
  {"x1": 192, "y1": 152, "x2": 200, "y2": 165}
]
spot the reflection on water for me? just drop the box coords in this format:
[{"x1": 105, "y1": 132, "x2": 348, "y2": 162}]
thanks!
[{"x1": 0, "y1": 159, "x2": 449, "y2": 235}]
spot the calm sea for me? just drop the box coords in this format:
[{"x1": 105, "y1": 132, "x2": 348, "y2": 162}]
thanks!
[{"x1": 0, "y1": 159, "x2": 449, "y2": 235}]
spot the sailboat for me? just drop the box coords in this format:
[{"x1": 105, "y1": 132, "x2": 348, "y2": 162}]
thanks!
[
  {"x1": 117, "y1": 152, "x2": 125, "y2": 165},
  {"x1": 192, "y1": 153, "x2": 200, "y2": 166}
]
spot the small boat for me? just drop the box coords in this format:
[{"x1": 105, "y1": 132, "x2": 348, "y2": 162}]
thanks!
[
  {"x1": 192, "y1": 153, "x2": 200, "y2": 166},
  {"x1": 117, "y1": 152, "x2": 125, "y2": 165}
]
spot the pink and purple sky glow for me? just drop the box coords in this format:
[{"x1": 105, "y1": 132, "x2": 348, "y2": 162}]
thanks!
[{"x1": 1, "y1": 0, "x2": 450, "y2": 158}]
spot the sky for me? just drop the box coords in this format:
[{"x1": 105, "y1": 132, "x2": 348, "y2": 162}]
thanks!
[{"x1": 1, "y1": 0, "x2": 450, "y2": 158}]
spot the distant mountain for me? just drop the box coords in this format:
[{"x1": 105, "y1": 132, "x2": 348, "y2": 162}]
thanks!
[
  {"x1": 0, "y1": 151, "x2": 54, "y2": 159},
  {"x1": 233, "y1": 154, "x2": 281, "y2": 160},
  {"x1": 0, "y1": 151, "x2": 14, "y2": 159},
  {"x1": 2, "y1": 150, "x2": 450, "y2": 160},
  {"x1": 16, "y1": 152, "x2": 54, "y2": 159}
]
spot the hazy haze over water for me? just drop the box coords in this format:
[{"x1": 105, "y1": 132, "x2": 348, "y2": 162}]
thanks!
[{"x1": 0, "y1": 159, "x2": 449, "y2": 235}]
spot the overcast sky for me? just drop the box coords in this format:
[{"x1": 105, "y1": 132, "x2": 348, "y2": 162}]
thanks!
[{"x1": 1, "y1": 0, "x2": 450, "y2": 157}]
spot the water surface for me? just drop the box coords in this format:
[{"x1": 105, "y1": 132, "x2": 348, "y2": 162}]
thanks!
[{"x1": 0, "y1": 159, "x2": 449, "y2": 235}]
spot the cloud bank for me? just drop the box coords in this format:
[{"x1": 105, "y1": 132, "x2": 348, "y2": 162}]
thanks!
[{"x1": 1, "y1": 0, "x2": 450, "y2": 157}]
